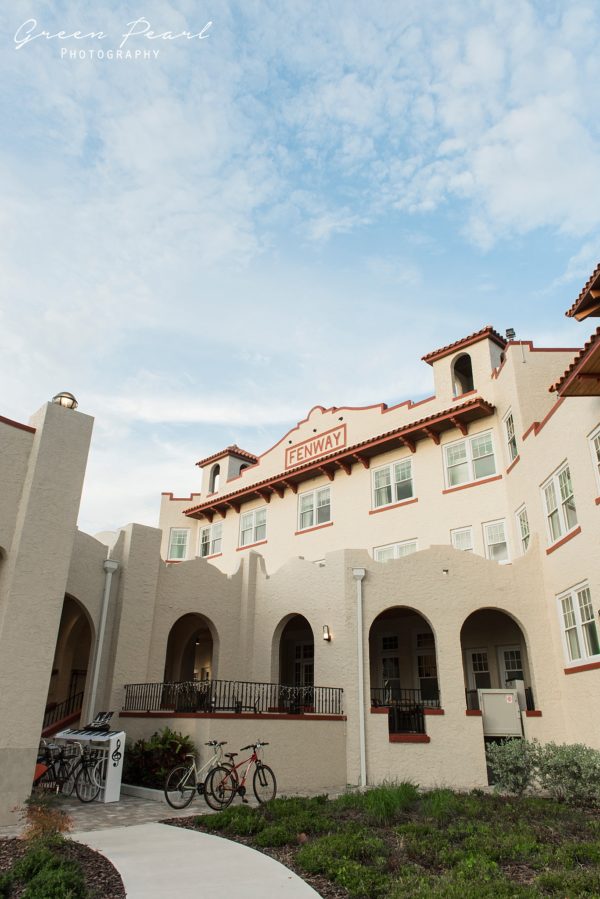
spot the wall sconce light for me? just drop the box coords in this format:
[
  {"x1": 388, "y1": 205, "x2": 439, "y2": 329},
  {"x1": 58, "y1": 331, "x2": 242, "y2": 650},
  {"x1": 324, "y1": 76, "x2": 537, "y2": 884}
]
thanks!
[
  {"x1": 442, "y1": 568, "x2": 449, "y2": 576},
  {"x1": 52, "y1": 391, "x2": 78, "y2": 410},
  {"x1": 323, "y1": 625, "x2": 331, "y2": 642}
]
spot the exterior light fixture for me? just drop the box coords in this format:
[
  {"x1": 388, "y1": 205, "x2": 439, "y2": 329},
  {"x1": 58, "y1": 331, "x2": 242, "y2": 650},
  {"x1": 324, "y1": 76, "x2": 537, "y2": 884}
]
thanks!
[
  {"x1": 323, "y1": 625, "x2": 331, "y2": 642},
  {"x1": 505, "y1": 328, "x2": 516, "y2": 340},
  {"x1": 442, "y1": 568, "x2": 449, "y2": 576},
  {"x1": 52, "y1": 391, "x2": 78, "y2": 410}
]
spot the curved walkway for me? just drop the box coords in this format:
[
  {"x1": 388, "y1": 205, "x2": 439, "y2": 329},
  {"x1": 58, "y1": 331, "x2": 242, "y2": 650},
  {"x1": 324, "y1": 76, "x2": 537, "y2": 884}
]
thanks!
[{"x1": 73, "y1": 822, "x2": 320, "y2": 898}]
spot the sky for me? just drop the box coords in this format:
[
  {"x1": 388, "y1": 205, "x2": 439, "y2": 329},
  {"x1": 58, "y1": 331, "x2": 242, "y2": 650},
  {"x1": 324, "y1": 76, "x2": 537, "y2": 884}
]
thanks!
[{"x1": 2, "y1": 0, "x2": 600, "y2": 534}]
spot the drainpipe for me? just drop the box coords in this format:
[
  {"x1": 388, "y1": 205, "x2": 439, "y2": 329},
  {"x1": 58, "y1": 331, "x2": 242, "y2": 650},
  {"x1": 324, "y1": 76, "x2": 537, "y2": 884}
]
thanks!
[
  {"x1": 352, "y1": 567, "x2": 367, "y2": 787},
  {"x1": 87, "y1": 558, "x2": 119, "y2": 720}
]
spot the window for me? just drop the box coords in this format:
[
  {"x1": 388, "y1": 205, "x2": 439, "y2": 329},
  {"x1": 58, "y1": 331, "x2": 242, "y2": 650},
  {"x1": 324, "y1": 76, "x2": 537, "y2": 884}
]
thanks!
[
  {"x1": 416, "y1": 632, "x2": 438, "y2": 701},
  {"x1": 168, "y1": 528, "x2": 189, "y2": 560},
  {"x1": 372, "y1": 458, "x2": 413, "y2": 508},
  {"x1": 199, "y1": 522, "x2": 222, "y2": 557},
  {"x1": 483, "y1": 519, "x2": 509, "y2": 563},
  {"x1": 374, "y1": 540, "x2": 418, "y2": 562},
  {"x1": 452, "y1": 353, "x2": 474, "y2": 395},
  {"x1": 504, "y1": 412, "x2": 518, "y2": 462},
  {"x1": 516, "y1": 506, "x2": 530, "y2": 553},
  {"x1": 298, "y1": 487, "x2": 331, "y2": 530},
  {"x1": 239, "y1": 507, "x2": 267, "y2": 547},
  {"x1": 590, "y1": 425, "x2": 600, "y2": 491},
  {"x1": 209, "y1": 464, "x2": 220, "y2": 492},
  {"x1": 444, "y1": 431, "x2": 496, "y2": 488},
  {"x1": 558, "y1": 584, "x2": 600, "y2": 664},
  {"x1": 542, "y1": 463, "x2": 577, "y2": 544},
  {"x1": 451, "y1": 526, "x2": 473, "y2": 552}
]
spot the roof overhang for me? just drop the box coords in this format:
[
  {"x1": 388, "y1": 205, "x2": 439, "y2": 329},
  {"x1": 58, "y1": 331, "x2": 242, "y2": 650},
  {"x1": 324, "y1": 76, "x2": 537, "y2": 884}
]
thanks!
[
  {"x1": 566, "y1": 264, "x2": 600, "y2": 321},
  {"x1": 551, "y1": 328, "x2": 600, "y2": 397},
  {"x1": 184, "y1": 397, "x2": 495, "y2": 521},
  {"x1": 422, "y1": 326, "x2": 506, "y2": 365}
]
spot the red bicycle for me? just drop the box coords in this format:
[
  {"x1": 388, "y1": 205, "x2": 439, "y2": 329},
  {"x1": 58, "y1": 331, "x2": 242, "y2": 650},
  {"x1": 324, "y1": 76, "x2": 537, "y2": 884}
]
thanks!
[{"x1": 205, "y1": 740, "x2": 276, "y2": 810}]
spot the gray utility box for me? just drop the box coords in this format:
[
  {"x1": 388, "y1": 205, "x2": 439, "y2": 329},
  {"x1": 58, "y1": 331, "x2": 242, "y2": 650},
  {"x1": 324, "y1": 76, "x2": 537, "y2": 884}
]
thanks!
[{"x1": 478, "y1": 688, "x2": 523, "y2": 737}]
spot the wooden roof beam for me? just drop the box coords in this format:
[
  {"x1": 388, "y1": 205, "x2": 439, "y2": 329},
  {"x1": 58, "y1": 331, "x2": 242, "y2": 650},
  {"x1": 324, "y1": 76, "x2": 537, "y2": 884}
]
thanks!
[
  {"x1": 336, "y1": 459, "x2": 352, "y2": 475},
  {"x1": 257, "y1": 489, "x2": 272, "y2": 504},
  {"x1": 450, "y1": 416, "x2": 468, "y2": 436},
  {"x1": 423, "y1": 427, "x2": 440, "y2": 445},
  {"x1": 319, "y1": 466, "x2": 335, "y2": 482},
  {"x1": 282, "y1": 479, "x2": 298, "y2": 494},
  {"x1": 351, "y1": 454, "x2": 370, "y2": 469},
  {"x1": 273, "y1": 484, "x2": 285, "y2": 499},
  {"x1": 399, "y1": 436, "x2": 416, "y2": 453}
]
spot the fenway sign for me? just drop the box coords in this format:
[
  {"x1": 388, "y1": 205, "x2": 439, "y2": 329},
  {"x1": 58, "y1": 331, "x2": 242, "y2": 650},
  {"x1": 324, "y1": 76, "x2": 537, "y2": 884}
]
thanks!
[{"x1": 285, "y1": 424, "x2": 347, "y2": 469}]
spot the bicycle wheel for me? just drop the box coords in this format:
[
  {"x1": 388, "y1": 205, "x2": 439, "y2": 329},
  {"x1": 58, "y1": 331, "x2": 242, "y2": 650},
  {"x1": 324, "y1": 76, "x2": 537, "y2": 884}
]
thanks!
[
  {"x1": 164, "y1": 765, "x2": 196, "y2": 809},
  {"x1": 75, "y1": 765, "x2": 101, "y2": 803},
  {"x1": 205, "y1": 765, "x2": 237, "y2": 810},
  {"x1": 33, "y1": 765, "x2": 57, "y2": 795},
  {"x1": 61, "y1": 760, "x2": 79, "y2": 797},
  {"x1": 253, "y1": 764, "x2": 277, "y2": 804}
]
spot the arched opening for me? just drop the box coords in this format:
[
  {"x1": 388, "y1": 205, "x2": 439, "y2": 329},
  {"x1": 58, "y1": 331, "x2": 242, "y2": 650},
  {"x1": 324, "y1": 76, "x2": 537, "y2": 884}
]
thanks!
[
  {"x1": 452, "y1": 353, "x2": 474, "y2": 396},
  {"x1": 45, "y1": 595, "x2": 94, "y2": 728},
  {"x1": 460, "y1": 609, "x2": 534, "y2": 709},
  {"x1": 164, "y1": 613, "x2": 216, "y2": 683},
  {"x1": 209, "y1": 464, "x2": 220, "y2": 492},
  {"x1": 369, "y1": 607, "x2": 439, "y2": 706},
  {"x1": 274, "y1": 614, "x2": 315, "y2": 713}
]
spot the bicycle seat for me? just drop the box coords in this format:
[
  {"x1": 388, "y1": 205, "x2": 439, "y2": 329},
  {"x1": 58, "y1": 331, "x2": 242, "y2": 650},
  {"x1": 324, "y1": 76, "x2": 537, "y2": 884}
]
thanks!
[{"x1": 225, "y1": 752, "x2": 238, "y2": 760}]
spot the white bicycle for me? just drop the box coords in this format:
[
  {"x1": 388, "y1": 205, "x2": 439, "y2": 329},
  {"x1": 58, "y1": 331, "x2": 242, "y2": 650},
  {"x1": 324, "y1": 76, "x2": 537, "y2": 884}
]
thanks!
[{"x1": 163, "y1": 740, "x2": 230, "y2": 809}]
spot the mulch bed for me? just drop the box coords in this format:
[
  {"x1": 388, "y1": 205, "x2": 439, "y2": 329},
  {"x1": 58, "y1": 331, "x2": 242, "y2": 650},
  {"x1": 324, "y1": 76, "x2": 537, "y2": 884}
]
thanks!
[{"x1": 0, "y1": 837, "x2": 125, "y2": 899}]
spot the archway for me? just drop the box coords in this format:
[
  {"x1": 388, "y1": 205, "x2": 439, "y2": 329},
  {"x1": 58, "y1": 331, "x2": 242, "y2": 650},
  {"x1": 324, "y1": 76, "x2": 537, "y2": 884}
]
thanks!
[
  {"x1": 369, "y1": 607, "x2": 439, "y2": 705},
  {"x1": 164, "y1": 613, "x2": 216, "y2": 683},
  {"x1": 277, "y1": 614, "x2": 315, "y2": 688},
  {"x1": 460, "y1": 609, "x2": 533, "y2": 709},
  {"x1": 452, "y1": 353, "x2": 474, "y2": 396},
  {"x1": 209, "y1": 464, "x2": 220, "y2": 493},
  {"x1": 45, "y1": 595, "x2": 94, "y2": 726}
]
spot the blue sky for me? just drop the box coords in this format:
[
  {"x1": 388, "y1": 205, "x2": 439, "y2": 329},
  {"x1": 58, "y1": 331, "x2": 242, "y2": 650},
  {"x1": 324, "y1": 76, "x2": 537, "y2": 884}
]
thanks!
[{"x1": 2, "y1": 0, "x2": 599, "y2": 533}]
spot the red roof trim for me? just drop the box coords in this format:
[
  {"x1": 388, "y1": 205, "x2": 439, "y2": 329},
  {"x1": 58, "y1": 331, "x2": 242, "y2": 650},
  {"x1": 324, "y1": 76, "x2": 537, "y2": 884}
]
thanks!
[
  {"x1": 550, "y1": 328, "x2": 600, "y2": 394},
  {"x1": 566, "y1": 262, "x2": 600, "y2": 319},
  {"x1": 522, "y1": 397, "x2": 565, "y2": 440},
  {"x1": 0, "y1": 414, "x2": 36, "y2": 434},
  {"x1": 196, "y1": 444, "x2": 257, "y2": 468},
  {"x1": 422, "y1": 326, "x2": 506, "y2": 365},
  {"x1": 162, "y1": 492, "x2": 202, "y2": 502}
]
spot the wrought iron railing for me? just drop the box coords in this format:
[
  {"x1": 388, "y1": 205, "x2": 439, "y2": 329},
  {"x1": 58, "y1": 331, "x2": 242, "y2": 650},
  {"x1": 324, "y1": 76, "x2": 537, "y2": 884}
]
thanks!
[
  {"x1": 42, "y1": 691, "x2": 84, "y2": 730},
  {"x1": 370, "y1": 686, "x2": 441, "y2": 709},
  {"x1": 465, "y1": 687, "x2": 535, "y2": 711},
  {"x1": 123, "y1": 679, "x2": 344, "y2": 716}
]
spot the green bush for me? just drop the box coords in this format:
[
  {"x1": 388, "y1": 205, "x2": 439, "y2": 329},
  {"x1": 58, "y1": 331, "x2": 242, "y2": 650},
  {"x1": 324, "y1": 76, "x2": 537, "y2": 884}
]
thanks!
[
  {"x1": 123, "y1": 727, "x2": 196, "y2": 789},
  {"x1": 254, "y1": 823, "x2": 296, "y2": 847},
  {"x1": 485, "y1": 738, "x2": 540, "y2": 796},
  {"x1": 297, "y1": 826, "x2": 390, "y2": 895},
  {"x1": 0, "y1": 872, "x2": 13, "y2": 898},
  {"x1": 332, "y1": 782, "x2": 419, "y2": 824},
  {"x1": 23, "y1": 862, "x2": 86, "y2": 899},
  {"x1": 201, "y1": 804, "x2": 265, "y2": 836},
  {"x1": 537, "y1": 742, "x2": 600, "y2": 806}
]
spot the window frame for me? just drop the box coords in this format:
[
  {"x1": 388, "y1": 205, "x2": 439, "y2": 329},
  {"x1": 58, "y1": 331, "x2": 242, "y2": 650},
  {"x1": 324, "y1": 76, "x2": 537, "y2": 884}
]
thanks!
[
  {"x1": 515, "y1": 505, "x2": 530, "y2": 554},
  {"x1": 297, "y1": 485, "x2": 332, "y2": 531},
  {"x1": 482, "y1": 518, "x2": 509, "y2": 564},
  {"x1": 443, "y1": 430, "x2": 497, "y2": 489},
  {"x1": 503, "y1": 410, "x2": 518, "y2": 463},
  {"x1": 168, "y1": 527, "x2": 190, "y2": 560},
  {"x1": 450, "y1": 526, "x2": 473, "y2": 552},
  {"x1": 373, "y1": 539, "x2": 418, "y2": 562},
  {"x1": 371, "y1": 457, "x2": 414, "y2": 509},
  {"x1": 199, "y1": 521, "x2": 223, "y2": 557},
  {"x1": 541, "y1": 462, "x2": 578, "y2": 546},
  {"x1": 557, "y1": 582, "x2": 600, "y2": 667},
  {"x1": 589, "y1": 424, "x2": 600, "y2": 494},
  {"x1": 239, "y1": 506, "x2": 267, "y2": 547}
]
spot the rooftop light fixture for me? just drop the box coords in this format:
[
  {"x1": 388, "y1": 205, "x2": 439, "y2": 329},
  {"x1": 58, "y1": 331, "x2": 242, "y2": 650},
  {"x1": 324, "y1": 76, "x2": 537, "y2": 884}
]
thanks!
[
  {"x1": 52, "y1": 391, "x2": 78, "y2": 410},
  {"x1": 505, "y1": 328, "x2": 516, "y2": 340}
]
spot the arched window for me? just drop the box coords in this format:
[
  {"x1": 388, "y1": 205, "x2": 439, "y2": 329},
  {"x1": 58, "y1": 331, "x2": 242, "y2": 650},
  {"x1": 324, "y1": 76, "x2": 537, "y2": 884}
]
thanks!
[
  {"x1": 452, "y1": 353, "x2": 474, "y2": 396},
  {"x1": 209, "y1": 464, "x2": 220, "y2": 492}
]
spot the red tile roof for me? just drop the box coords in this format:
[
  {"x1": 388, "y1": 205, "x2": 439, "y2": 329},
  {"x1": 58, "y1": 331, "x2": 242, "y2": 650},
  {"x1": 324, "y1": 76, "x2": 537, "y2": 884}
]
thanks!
[
  {"x1": 550, "y1": 328, "x2": 600, "y2": 396},
  {"x1": 422, "y1": 326, "x2": 506, "y2": 365},
  {"x1": 566, "y1": 263, "x2": 600, "y2": 320},
  {"x1": 196, "y1": 444, "x2": 257, "y2": 468}
]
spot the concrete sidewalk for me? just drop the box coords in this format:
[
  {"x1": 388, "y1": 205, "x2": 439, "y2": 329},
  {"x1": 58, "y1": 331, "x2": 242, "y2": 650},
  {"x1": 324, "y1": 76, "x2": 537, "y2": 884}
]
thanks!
[{"x1": 73, "y1": 822, "x2": 320, "y2": 898}]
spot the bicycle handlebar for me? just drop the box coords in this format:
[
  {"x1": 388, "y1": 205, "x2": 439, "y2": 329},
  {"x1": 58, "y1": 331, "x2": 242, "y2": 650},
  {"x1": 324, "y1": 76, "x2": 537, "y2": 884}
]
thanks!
[
  {"x1": 205, "y1": 741, "x2": 228, "y2": 747},
  {"x1": 239, "y1": 741, "x2": 269, "y2": 751}
]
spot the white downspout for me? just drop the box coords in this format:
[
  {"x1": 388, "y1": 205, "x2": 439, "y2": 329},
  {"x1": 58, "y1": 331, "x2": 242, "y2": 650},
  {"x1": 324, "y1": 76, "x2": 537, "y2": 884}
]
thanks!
[
  {"x1": 87, "y1": 558, "x2": 119, "y2": 720},
  {"x1": 352, "y1": 567, "x2": 367, "y2": 787}
]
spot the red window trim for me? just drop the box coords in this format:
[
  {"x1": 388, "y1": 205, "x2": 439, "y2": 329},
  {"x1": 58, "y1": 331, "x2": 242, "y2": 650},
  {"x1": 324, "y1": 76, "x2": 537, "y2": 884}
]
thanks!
[
  {"x1": 295, "y1": 521, "x2": 334, "y2": 536},
  {"x1": 595, "y1": 496, "x2": 600, "y2": 506},
  {"x1": 369, "y1": 498, "x2": 418, "y2": 515},
  {"x1": 506, "y1": 454, "x2": 520, "y2": 475},
  {"x1": 465, "y1": 709, "x2": 482, "y2": 716},
  {"x1": 236, "y1": 539, "x2": 268, "y2": 552},
  {"x1": 564, "y1": 659, "x2": 600, "y2": 675},
  {"x1": 204, "y1": 552, "x2": 223, "y2": 560},
  {"x1": 545, "y1": 525, "x2": 582, "y2": 555},
  {"x1": 442, "y1": 474, "x2": 502, "y2": 495},
  {"x1": 525, "y1": 710, "x2": 542, "y2": 717},
  {"x1": 389, "y1": 733, "x2": 431, "y2": 743}
]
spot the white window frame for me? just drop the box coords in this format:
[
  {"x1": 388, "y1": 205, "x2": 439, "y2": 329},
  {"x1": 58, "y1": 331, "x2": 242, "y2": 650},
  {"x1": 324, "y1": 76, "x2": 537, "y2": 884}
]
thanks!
[
  {"x1": 541, "y1": 462, "x2": 578, "y2": 546},
  {"x1": 557, "y1": 582, "x2": 600, "y2": 666},
  {"x1": 373, "y1": 539, "x2": 418, "y2": 562},
  {"x1": 168, "y1": 528, "x2": 189, "y2": 560},
  {"x1": 450, "y1": 526, "x2": 473, "y2": 552},
  {"x1": 371, "y1": 457, "x2": 414, "y2": 509},
  {"x1": 589, "y1": 424, "x2": 600, "y2": 494},
  {"x1": 504, "y1": 410, "x2": 518, "y2": 463},
  {"x1": 515, "y1": 505, "x2": 530, "y2": 554},
  {"x1": 239, "y1": 506, "x2": 267, "y2": 547},
  {"x1": 483, "y1": 518, "x2": 509, "y2": 564},
  {"x1": 297, "y1": 486, "x2": 331, "y2": 531},
  {"x1": 199, "y1": 521, "x2": 223, "y2": 557},
  {"x1": 443, "y1": 430, "x2": 497, "y2": 489}
]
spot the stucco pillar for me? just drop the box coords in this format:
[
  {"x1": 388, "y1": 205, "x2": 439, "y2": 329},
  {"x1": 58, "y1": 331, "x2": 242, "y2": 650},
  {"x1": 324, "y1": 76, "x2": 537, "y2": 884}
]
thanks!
[{"x1": 0, "y1": 402, "x2": 93, "y2": 826}]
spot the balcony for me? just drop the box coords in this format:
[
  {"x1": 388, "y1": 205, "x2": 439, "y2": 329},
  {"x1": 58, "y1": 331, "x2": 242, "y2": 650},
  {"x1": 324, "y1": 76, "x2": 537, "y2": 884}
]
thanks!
[{"x1": 371, "y1": 686, "x2": 441, "y2": 735}]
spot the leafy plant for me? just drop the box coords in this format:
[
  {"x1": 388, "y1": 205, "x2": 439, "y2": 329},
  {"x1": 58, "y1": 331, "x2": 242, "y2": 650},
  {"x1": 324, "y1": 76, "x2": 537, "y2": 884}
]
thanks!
[
  {"x1": 123, "y1": 727, "x2": 196, "y2": 789},
  {"x1": 537, "y1": 741, "x2": 600, "y2": 806},
  {"x1": 485, "y1": 738, "x2": 540, "y2": 796}
]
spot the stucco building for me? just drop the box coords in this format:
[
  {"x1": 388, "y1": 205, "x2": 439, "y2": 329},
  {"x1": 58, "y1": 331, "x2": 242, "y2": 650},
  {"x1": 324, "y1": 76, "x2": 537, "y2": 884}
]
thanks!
[{"x1": 1, "y1": 269, "x2": 599, "y2": 825}]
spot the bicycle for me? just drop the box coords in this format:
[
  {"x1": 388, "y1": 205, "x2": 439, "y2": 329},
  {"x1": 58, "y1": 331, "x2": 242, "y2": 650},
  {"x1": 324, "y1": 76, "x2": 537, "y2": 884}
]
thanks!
[
  {"x1": 205, "y1": 741, "x2": 276, "y2": 810},
  {"x1": 164, "y1": 740, "x2": 230, "y2": 809},
  {"x1": 73, "y1": 746, "x2": 105, "y2": 803},
  {"x1": 33, "y1": 740, "x2": 80, "y2": 795}
]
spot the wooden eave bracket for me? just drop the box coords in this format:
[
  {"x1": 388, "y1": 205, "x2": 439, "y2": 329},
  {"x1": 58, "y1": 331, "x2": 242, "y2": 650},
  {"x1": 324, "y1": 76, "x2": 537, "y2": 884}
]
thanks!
[
  {"x1": 257, "y1": 489, "x2": 272, "y2": 504},
  {"x1": 319, "y1": 466, "x2": 335, "y2": 482},
  {"x1": 423, "y1": 427, "x2": 441, "y2": 445},
  {"x1": 336, "y1": 459, "x2": 352, "y2": 475},
  {"x1": 224, "y1": 501, "x2": 241, "y2": 513},
  {"x1": 273, "y1": 484, "x2": 285, "y2": 499},
  {"x1": 351, "y1": 454, "x2": 370, "y2": 469},
  {"x1": 282, "y1": 479, "x2": 298, "y2": 494},
  {"x1": 450, "y1": 416, "x2": 468, "y2": 436},
  {"x1": 399, "y1": 436, "x2": 416, "y2": 453}
]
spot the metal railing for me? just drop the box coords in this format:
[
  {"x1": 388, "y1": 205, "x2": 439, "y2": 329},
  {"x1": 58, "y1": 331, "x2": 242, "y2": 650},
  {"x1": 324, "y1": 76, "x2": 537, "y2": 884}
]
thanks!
[
  {"x1": 465, "y1": 687, "x2": 535, "y2": 711},
  {"x1": 123, "y1": 679, "x2": 344, "y2": 716},
  {"x1": 370, "y1": 686, "x2": 441, "y2": 709},
  {"x1": 42, "y1": 691, "x2": 84, "y2": 730}
]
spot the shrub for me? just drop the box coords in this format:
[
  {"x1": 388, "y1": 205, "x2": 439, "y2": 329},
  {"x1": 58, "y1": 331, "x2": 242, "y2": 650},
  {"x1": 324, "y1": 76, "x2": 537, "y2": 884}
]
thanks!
[
  {"x1": 0, "y1": 872, "x2": 13, "y2": 898},
  {"x1": 420, "y1": 788, "x2": 464, "y2": 822},
  {"x1": 332, "y1": 782, "x2": 419, "y2": 824},
  {"x1": 254, "y1": 823, "x2": 296, "y2": 847},
  {"x1": 537, "y1": 742, "x2": 600, "y2": 806},
  {"x1": 485, "y1": 738, "x2": 539, "y2": 796},
  {"x1": 201, "y1": 804, "x2": 265, "y2": 836},
  {"x1": 22, "y1": 861, "x2": 87, "y2": 899},
  {"x1": 18, "y1": 794, "x2": 72, "y2": 842},
  {"x1": 123, "y1": 727, "x2": 196, "y2": 789}
]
